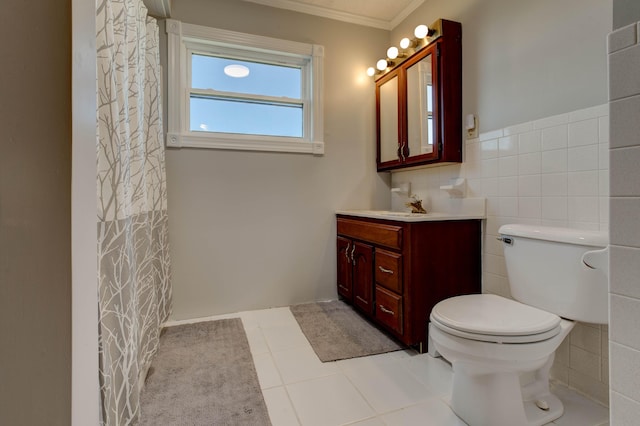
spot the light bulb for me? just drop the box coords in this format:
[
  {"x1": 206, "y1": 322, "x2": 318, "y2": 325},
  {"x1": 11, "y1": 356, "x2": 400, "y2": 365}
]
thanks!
[
  {"x1": 386, "y1": 46, "x2": 399, "y2": 60},
  {"x1": 376, "y1": 59, "x2": 389, "y2": 71},
  {"x1": 414, "y1": 24, "x2": 430, "y2": 39},
  {"x1": 366, "y1": 67, "x2": 375, "y2": 77},
  {"x1": 399, "y1": 37, "x2": 411, "y2": 49}
]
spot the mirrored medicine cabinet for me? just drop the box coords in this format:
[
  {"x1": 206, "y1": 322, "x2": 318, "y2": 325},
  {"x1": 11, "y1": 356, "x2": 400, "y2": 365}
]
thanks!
[{"x1": 376, "y1": 19, "x2": 462, "y2": 172}]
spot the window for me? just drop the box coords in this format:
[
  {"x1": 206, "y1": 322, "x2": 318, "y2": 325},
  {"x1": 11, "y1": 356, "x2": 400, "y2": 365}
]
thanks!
[{"x1": 166, "y1": 20, "x2": 324, "y2": 154}]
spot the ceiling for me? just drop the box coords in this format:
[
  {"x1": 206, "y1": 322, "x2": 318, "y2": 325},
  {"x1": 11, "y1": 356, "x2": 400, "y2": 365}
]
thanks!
[{"x1": 241, "y1": 0, "x2": 426, "y2": 30}]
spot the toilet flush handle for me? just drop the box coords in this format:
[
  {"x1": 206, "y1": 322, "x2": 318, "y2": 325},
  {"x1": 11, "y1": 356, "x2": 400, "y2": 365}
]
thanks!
[{"x1": 581, "y1": 246, "x2": 609, "y2": 275}]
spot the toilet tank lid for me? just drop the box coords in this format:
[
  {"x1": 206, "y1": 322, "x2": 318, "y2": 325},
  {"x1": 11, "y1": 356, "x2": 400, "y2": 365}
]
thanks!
[{"x1": 499, "y1": 224, "x2": 608, "y2": 247}]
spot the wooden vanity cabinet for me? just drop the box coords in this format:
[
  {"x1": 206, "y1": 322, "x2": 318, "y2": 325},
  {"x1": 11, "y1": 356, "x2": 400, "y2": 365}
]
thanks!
[{"x1": 336, "y1": 215, "x2": 481, "y2": 351}]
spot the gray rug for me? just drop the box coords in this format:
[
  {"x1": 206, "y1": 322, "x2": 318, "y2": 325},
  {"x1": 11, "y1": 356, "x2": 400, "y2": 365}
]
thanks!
[
  {"x1": 139, "y1": 318, "x2": 271, "y2": 425},
  {"x1": 290, "y1": 300, "x2": 404, "y2": 362}
]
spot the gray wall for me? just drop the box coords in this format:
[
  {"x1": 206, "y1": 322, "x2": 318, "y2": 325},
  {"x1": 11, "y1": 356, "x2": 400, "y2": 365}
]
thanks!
[
  {"x1": 0, "y1": 1, "x2": 71, "y2": 424},
  {"x1": 614, "y1": 0, "x2": 640, "y2": 29},
  {"x1": 391, "y1": 0, "x2": 611, "y2": 132},
  {"x1": 164, "y1": 0, "x2": 390, "y2": 319}
]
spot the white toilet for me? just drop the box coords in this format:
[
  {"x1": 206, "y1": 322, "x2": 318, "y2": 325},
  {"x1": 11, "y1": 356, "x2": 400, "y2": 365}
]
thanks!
[{"x1": 429, "y1": 224, "x2": 609, "y2": 426}]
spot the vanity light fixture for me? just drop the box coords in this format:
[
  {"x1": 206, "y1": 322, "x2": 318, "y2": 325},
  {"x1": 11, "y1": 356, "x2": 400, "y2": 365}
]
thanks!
[
  {"x1": 376, "y1": 59, "x2": 391, "y2": 71},
  {"x1": 399, "y1": 37, "x2": 414, "y2": 50},
  {"x1": 366, "y1": 22, "x2": 438, "y2": 78},
  {"x1": 414, "y1": 24, "x2": 430, "y2": 39}
]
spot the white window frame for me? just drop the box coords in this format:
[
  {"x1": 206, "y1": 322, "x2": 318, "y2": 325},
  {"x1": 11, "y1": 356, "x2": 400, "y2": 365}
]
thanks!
[{"x1": 165, "y1": 19, "x2": 325, "y2": 155}]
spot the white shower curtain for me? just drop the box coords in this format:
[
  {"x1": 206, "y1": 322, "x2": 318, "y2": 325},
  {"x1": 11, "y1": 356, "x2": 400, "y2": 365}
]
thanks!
[{"x1": 96, "y1": 0, "x2": 172, "y2": 424}]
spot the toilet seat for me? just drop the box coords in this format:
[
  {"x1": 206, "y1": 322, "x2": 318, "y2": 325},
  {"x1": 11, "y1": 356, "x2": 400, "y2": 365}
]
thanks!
[{"x1": 431, "y1": 294, "x2": 562, "y2": 344}]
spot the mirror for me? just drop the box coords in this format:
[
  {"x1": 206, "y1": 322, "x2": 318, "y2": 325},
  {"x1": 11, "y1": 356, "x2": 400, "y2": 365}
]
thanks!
[
  {"x1": 379, "y1": 75, "x2": 399, "y2": 163},
  {"x1": 406, "y1": 54, "x2": 434, "y2": 156}
]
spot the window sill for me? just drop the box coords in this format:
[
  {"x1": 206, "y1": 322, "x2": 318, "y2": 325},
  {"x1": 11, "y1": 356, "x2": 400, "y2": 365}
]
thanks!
[{"x1": 167, "y1": 132, "x2": 325, "y2": 155}]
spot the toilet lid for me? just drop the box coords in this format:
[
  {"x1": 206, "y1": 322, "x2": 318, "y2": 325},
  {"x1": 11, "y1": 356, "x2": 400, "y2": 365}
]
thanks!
[{"x1": 431, "y1": 294, "x2": 562, "y2": 343}]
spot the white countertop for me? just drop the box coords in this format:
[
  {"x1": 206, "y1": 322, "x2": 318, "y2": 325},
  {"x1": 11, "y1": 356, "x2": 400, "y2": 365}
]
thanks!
[{"x1": 336, "y1": 210, "x2": 485, "y2": 222}]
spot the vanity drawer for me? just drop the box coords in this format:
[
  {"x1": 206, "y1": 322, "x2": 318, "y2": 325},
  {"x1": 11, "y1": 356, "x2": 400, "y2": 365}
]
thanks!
[
  {"x1": 337, "y1": 218, "x2": 403, "y2": 250},
  {"x1": 375, "y1": 286, "x2": 403, "y2": 335},
  {"x1": 375, "y1": 249, "x2": 402, "y2": 293}
]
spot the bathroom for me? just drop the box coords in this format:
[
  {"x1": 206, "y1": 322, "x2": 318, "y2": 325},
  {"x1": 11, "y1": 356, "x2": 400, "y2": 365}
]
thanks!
[{"x1": 2, "y1": 0, "x2": 640, "y2": 424}]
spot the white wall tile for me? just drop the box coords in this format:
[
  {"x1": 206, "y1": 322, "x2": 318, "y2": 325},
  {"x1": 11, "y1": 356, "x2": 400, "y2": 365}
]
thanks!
[
  {"x1": 568, "y1": 145, "x2": 599, "y2": 171},
  {"x1": 611, "y1": 294, "x2": 640, "y2": 352},
  {"x1": 599, "y1": 116, "x2": 610, "y2": 143},
  {"x1": 608, "y1": 22, "x2": 638, "y2": 54},
  {"x1": 568, "y1": 197, "x2": 600, "y2": 223},
  {"x1": 569, "y1": 105, "x2": 609, "y2": 122},
  {"x1": 570, "y1": 345, "x2": 602, "y2": 380},
  {"x1": 569, "y1": 119, "x2": 599, "y2": 147},
  {"x1": 504, "y1": 121, "x2": 533, "y2": 136},
  {"x1": 518, "y1": 152, "x2": 541, "y2": 175},
  {"x1": 610, "y1": 245, "x2": 640, "y2": 299},
  {"x1": 611, "y1": 197, "x2": 640, "y2": 248},
  {"x1": 479, "y1": 128, "x2": 504, "y2": 142},
  {"x1": 498, "y1": 197, "x2": 518, "y2": 217},
  {"x1": 533, "y1": 113, "x2": 569, "y2": 129},
  {"x1": 542, "y1": 125, "x2": 569, "y2": 151},
  {"x1": 498, "y1": 136, "x2": 518, "y2": 157},
  {"x1": 611, "y1": 342, "x2": 640, "y2": 402},
  {"x1": 599, "y1": 144, "x2": 610, "y2": 170},
  {"x1": 481, "y1": 139, "x2": 499, "y2": 159},
  {"x1": 541, "y1": 149, "x2": 568, "y2": 174},
  {"x1": 482, "y1": 177, "x2": 499, "y2": 196},
  {"x1": 568, "y1": 171, "x2": 600, "y2": 197},
  {"x1": 518, "y1": 197, "x2": 541, "y2": 219},
  {"x1": 570, "y1": 323, "x2": 602, "y2": 358},
  {"x1": 541, "y1": 197, "x2": 568, "y2": 221},
  {"x1": 518, "y1": 130, "x2": 541, "y2": 153},
  {"x1": 498, "y1": 177, "x2": 518, "y2": 197},
  {"x1": 611, "y1": 392, "x2": 640, "y2": 426},
  {"x1": 481, "y1": 159, "x2": 498, "y2": 178},
  {"x1": 599, "y1": 197, "x2": 609, "y2": 225},
  {"x1": 611, "y1": 147, "x2": 640, "y2": 196},
  {"x1": 541, "y1": 173, "x2": 568, "y2": 196},
  {"x1": 518, "y1": 175, "x2": 541, "y2": 197},
  {"x1": 610, "y1": 95, "x2": 640, "y2": 149},
  {"x1": 498, "y1": 156, "x2": 518, "y2": 177},
  {"x1": 610, "y1": 43, "x2": 640, "y2": 100}
]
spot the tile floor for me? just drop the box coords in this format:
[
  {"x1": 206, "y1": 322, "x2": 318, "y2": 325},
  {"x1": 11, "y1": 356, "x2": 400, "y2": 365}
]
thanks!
[{"x1": 168, "y1": 306, "x2": 610, "y2": 426}]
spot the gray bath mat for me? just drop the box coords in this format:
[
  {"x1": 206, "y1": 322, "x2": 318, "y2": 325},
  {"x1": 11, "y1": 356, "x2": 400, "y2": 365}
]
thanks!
[
  {"x1": 290, "y1": 300, "x2": 404, "y2": 362},
  {"x1": 138, "y1": 318, "x2": 271, "y2": 425}
]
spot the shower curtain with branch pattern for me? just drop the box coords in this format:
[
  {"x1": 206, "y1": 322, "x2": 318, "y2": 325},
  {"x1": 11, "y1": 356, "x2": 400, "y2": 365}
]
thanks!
[{"x1": 96, "y1": 0, "x2": 172, "y2": 423}]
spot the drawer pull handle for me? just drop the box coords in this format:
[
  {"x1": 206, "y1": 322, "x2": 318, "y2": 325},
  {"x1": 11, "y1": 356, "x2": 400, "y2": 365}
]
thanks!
[
  {"x1": 379, "y1": 305, "x2": 395, "y2": 315},
  {"x1": 378, "y1": 266, "x2": 394, "y2": 274}
]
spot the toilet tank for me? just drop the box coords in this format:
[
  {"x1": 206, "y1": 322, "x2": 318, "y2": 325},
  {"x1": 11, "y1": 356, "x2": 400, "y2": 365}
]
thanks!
[{"x1": 498, "y1": 224, "x2": 608, "y2": 324}]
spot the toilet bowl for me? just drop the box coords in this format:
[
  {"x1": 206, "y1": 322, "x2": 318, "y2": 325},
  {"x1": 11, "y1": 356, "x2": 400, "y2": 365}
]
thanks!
[{"x1": 429, "y1": 224, "x2": 608, "y2": 426}]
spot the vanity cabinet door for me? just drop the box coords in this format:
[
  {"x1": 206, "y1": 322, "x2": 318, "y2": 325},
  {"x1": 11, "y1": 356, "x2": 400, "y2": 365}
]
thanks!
[
  {"x1": 352, "y1": 242, "x2": 374, "y2": 315},
  {"x1": 376, "y1": 70, "x2": 403, "y2": 169},
  {"x1": 375, "y1": 286, "x2": 403, "y2": 334},
  {"x1": 336, "y1": 236, "x2": 353, "y2": 301}
]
